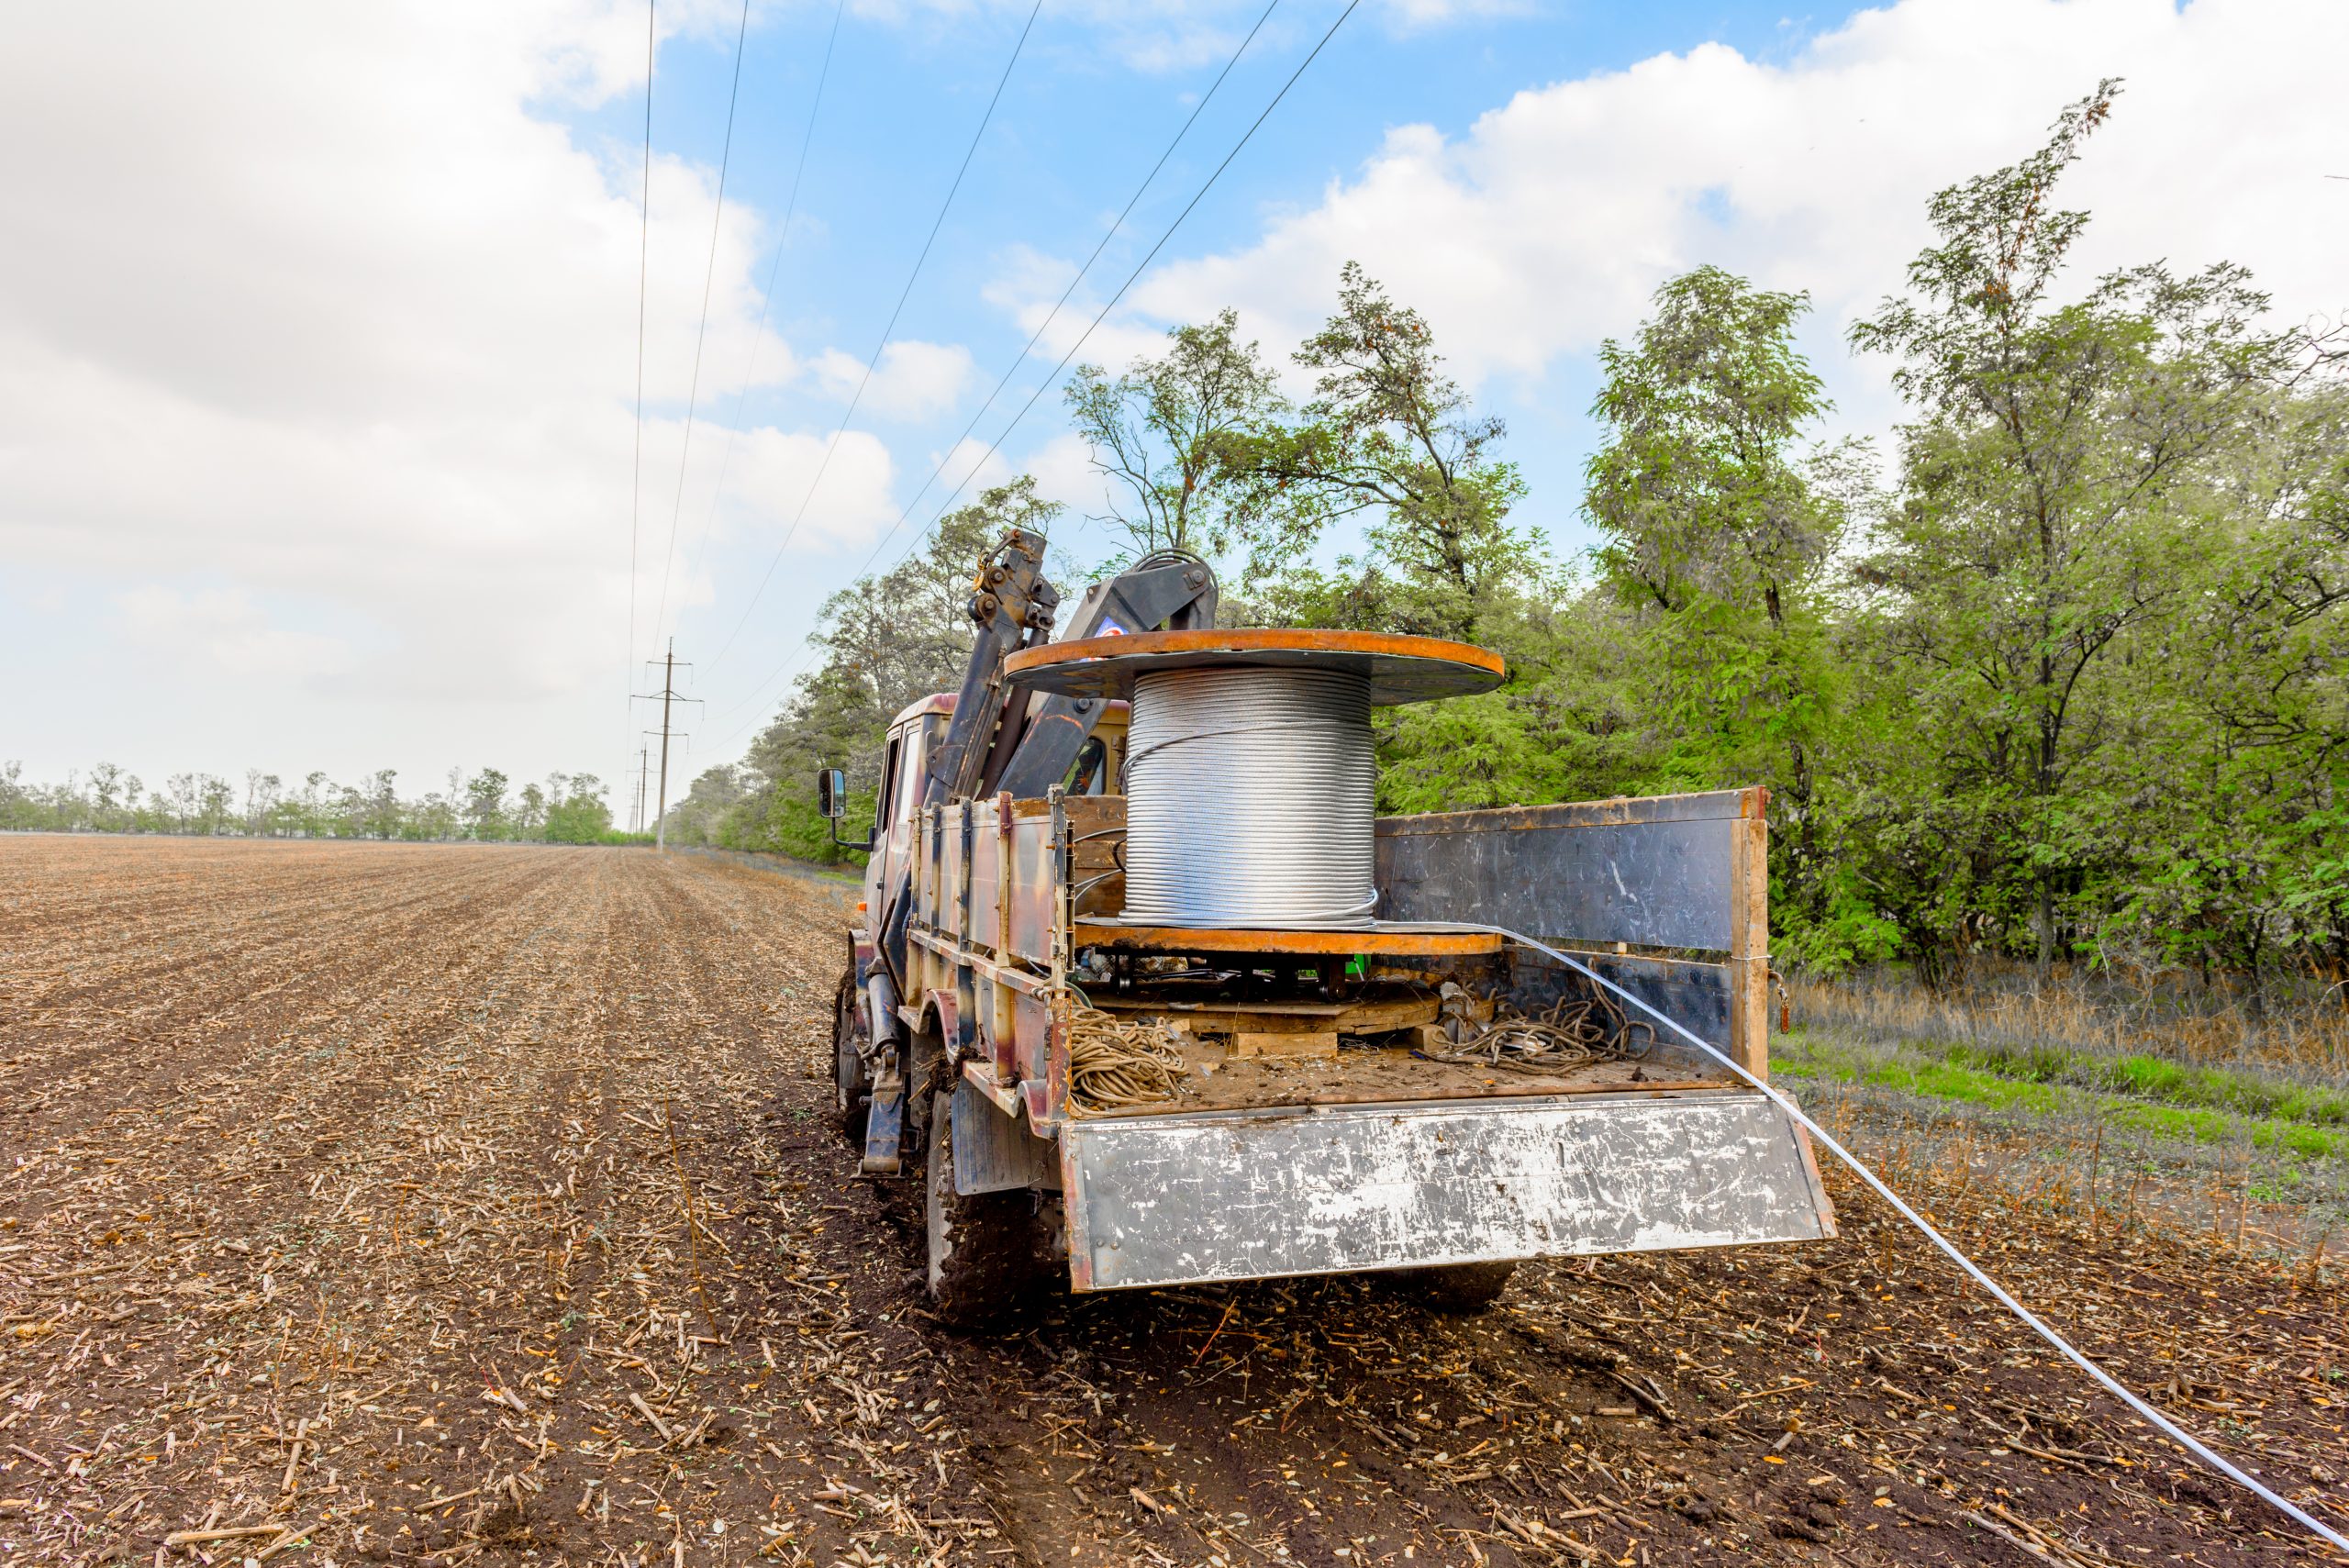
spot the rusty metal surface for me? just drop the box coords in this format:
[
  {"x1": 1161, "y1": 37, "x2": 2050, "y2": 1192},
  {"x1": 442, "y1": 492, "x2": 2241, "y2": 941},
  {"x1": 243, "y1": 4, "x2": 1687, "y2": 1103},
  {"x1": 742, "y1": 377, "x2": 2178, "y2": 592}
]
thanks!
[
  {"x1": 1375, "y1": 792, "x2": 1749, "y2": 953},
  {"x1": 1007, "y1": 817, "x2": 1055, "y2": 963},
  {"x1": 1072, "y1": 920, "x2": 1504, "y2": 957},
  {"x1": 1002, "y1": 628, "x2": 1507, "y2": 706},
  {"x1": 959, "y1": 1058, "x2": 1022, "y2": 1118},
  {"x1": 950, "y1": 1080, "x2": 1054, "y2": 1195},
  {"x1": 887, "y1": 690, "x2": 958, "y2": 729},
  {"x1": 1059, "y1": 1090, "x2": 1834, "y2": 1291},
  {"x1": 1376, "y1": 787, "x2": 1764, "y2": 834}
]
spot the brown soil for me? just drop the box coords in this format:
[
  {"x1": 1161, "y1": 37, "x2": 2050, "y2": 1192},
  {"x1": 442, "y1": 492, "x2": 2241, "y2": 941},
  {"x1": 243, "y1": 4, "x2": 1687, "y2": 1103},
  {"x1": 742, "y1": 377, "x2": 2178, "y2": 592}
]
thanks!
[{"x1": 2, "y1": 838, "x2": 2343, "y2": 1567}]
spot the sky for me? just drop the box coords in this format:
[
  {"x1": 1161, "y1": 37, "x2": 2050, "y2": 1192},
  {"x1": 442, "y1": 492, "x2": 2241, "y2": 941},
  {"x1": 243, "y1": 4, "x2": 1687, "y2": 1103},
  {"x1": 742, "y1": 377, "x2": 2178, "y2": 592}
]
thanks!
[{"x1": 3, "y1": 0, "x2": 2343, "y2": 814}]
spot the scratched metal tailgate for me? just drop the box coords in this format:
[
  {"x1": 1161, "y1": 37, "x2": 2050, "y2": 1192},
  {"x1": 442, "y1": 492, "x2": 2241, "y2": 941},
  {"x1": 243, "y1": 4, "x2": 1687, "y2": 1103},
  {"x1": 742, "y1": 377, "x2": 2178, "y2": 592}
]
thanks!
[{"x1": 1057, "y1": 1091, "x2": 1835, "y2": 1292}]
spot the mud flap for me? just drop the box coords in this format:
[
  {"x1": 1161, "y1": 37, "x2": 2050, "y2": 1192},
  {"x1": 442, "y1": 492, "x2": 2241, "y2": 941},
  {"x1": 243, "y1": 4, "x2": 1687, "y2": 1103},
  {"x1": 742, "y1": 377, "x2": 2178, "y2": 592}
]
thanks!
[
  {"x1": 1058, "y1": 1090, "x2": 1834, "y2": 1291},
  {"x1": 951, "y1": 1081, "x2": 1054, "y2": 1195}
]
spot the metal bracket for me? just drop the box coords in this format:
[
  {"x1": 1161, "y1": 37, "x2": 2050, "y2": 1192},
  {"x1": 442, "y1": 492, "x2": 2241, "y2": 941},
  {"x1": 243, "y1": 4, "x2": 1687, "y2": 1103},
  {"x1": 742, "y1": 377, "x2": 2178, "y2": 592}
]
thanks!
[{"x1": 860, "y1": 1078, "x2": 905, "y2": 1175}]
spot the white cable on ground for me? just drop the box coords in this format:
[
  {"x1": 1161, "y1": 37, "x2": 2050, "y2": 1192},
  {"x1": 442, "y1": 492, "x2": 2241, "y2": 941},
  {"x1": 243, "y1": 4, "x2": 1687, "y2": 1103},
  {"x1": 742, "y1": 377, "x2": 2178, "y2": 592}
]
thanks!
[{"x1": 1439, "y1": 922, "x2": 2349, "y2": 1555}]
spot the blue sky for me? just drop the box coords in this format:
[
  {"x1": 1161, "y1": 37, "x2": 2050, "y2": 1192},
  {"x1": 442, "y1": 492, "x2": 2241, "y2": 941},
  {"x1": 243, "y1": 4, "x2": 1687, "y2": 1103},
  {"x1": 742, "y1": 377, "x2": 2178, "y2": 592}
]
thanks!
[
  {"x1": 596, "y1": 1, "x2": 1826, "y2": 753},
  {"x1": 4, "y1": 0, "x2": 2343, "y2": 802}
]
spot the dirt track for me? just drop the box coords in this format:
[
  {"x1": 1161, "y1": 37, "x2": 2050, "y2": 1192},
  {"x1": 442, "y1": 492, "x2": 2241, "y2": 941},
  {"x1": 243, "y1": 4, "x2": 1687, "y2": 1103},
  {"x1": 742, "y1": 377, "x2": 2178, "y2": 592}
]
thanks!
[{"x1": 2, "y1": 838, "x2": 2343, "y2": 1567}]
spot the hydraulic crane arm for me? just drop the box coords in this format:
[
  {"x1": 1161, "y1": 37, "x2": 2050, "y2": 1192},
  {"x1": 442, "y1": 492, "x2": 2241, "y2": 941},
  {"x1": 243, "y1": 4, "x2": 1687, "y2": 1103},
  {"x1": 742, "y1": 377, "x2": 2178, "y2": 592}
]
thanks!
[{"x1": 985, "y1": 550, "x2": 1217, "y2": 800}]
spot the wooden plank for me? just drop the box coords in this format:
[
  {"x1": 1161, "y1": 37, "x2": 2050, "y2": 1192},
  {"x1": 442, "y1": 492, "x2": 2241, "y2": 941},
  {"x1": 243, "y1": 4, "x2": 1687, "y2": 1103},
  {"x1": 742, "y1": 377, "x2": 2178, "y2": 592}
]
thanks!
[
  {"x1": 1072, "y1": 921, "x2": 1502, "y2": 957},
  {"x1": 1068, "y1": 1079, "x2": 1732, "y2": 1118},
  {"x1": 1230, "y1": 1029, "x2": 1339, "y2": 1060},
  {"x1": 1726, "y1": 795, "x2": 1770, "y2": 1079},
  {"x1": 1090, "y1": 993, "x2": 1442, "y2": 1035}
]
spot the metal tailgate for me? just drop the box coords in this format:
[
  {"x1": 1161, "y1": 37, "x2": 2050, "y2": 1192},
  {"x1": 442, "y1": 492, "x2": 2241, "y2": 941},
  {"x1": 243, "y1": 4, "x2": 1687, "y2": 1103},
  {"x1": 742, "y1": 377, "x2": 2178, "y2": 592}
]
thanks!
[{"x1": 1059, "y1": 1091, "x2": 1834, "y2": 1292}]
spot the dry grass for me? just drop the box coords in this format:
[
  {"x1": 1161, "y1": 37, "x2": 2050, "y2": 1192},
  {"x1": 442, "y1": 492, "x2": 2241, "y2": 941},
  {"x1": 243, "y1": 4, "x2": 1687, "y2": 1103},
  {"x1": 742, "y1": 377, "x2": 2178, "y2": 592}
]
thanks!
[{"x1": 1789, "y1": 957, "x2": 2349, "y2": 1081}]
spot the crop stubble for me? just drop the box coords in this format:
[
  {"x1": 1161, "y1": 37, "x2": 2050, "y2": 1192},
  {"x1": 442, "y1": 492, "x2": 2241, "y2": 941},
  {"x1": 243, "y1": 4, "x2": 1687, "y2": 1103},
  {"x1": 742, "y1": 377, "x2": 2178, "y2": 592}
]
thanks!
[{"x1": 1, "y1": 838, "x2": 2342, "y2": 1567}]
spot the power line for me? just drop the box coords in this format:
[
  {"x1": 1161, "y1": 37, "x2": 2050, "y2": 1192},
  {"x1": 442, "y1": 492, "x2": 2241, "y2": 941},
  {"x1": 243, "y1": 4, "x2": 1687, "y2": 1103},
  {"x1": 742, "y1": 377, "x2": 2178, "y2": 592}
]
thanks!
[
  {"x1": 649, "y1": 0, "x2": 755, "y2": 666},
  {"x1": 663, "y1": 0, "x2": 850, "y2": 656},
  {"x1": 852, "y1": 0, "x2": 1279, "y2": 581},
  {"x1": 705, "y1": 0, "x2": 1045, "y2": 675},
  {"x1": 706, "y1": 0, "x2": 1362, "y2": 745},
  {"x1": 621, "y1": 0, "x2": 656, "y2": 783},
  {"x1": 876, "y1": 0, "x2": 1362, "y2": 580}
]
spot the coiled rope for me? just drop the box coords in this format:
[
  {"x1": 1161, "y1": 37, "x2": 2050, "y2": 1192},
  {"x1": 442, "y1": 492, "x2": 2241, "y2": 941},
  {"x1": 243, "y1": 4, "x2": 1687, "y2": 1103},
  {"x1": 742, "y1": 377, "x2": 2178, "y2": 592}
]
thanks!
[
  {"x1": 1064, "y1": 1006, "x2": 1189, "y2": 1117},
  {"x1": 1121, "y1": 664, "x2": 1377, "y2": 928},
  {"x1": 1422, "y1": 988, "x2": 1653, "y2": 1073},
  {"x1": 1439, "y1": 922, "x2": 2349, "y2": 1554}
]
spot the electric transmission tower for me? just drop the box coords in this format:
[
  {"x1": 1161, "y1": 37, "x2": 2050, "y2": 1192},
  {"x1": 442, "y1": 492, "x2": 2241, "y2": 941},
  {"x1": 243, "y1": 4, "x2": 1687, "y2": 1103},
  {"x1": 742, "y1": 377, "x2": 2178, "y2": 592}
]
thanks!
[{"x1": 632, "y1": 639, "x2": 703, "y2": 850}]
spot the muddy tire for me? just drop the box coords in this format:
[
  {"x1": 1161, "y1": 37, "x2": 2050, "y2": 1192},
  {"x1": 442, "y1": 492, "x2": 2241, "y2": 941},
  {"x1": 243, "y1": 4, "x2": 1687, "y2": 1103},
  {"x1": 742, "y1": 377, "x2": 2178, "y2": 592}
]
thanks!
[
  {"x1": 833, "y1": 965, "x2": 869, "y2": 1147},
  {"x1": 924, "y1": 1090, "x2": 1045, "y2": 1327},
  {"x1": 1386, "y1": 1261, "x2": 1519, "y2": 1314}
]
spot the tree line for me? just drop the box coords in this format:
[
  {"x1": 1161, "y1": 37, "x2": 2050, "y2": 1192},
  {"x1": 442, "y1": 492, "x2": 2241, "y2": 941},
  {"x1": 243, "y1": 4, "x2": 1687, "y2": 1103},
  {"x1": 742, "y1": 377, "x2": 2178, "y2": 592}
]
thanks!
[
  {"x1": 0, "y1": 762, "x2": 634, "y2": 844},
  {"x1": 674, "y1": 83, "x2": 2346, "y2": 999}
]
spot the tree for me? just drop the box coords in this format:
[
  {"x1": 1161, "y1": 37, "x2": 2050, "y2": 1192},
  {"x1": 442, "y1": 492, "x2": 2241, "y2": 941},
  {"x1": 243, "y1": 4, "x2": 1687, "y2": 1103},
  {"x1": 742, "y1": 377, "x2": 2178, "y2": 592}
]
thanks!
[
  {"x1": 463, "y1": 769, "x2": 510, "y2": 840},
  {"x1": 1065, "y1": 309, "x2": 1291, "y2": 565},
  {"x1": 91, "y1": 762, "x2": 132, "y2": 829},
  {"x1": 197, "y1": 774, "x2": 236, "y2": 835},
  {"x1": 544, "y1": 775, "x2": 613, "y2": 843},
  {"x1": 1849, "y1": 80, "x2": 2301, "y2": 968},
  {"x1": 362, "y1": 770, "x2": 402, "y2": 840},
  {"x1": 1230, "y1": 263, "x2": 1537, "y2": 639},
  {"x1": 515, "y1": 782, "x2": 548, "y2": 840},
  {"x1": 243, "y1": 770, "x2": 282, "y2": 835},
  {"x1": 1584, "y1": 264, "x2": 1864, "y2": 941}
]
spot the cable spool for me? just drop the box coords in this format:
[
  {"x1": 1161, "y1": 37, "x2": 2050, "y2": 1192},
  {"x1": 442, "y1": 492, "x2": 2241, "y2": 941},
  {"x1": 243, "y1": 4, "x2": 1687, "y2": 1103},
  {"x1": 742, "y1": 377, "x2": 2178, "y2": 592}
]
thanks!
[
  {"x1": 1122, "y1": 664, "x2": 1376, "y2": 927},
  {"x1": 1003, "y1": 629, "x2": 1508, "y2": 930}
]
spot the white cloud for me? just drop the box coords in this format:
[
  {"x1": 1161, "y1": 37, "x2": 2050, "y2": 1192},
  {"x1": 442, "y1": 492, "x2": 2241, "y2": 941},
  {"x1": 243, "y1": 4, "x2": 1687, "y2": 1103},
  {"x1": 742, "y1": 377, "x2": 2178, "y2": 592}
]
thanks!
[
  {"x1": 811, "y1": 341, "x2": 978, "y2": 421},
  {"x1": 110, "y1": 587, "x2": 358, "y2": 684},
  {"x1": 1125, "y1": 0, "x2": 2349, "y2": 413},
  {"x1": 1024, "y1": 431, "x2": 1118, "y2": 530},
  {"x1": 0, "y1": 1, "x2": 818, "y2": 777},
  {"x1": 847, "y1": 0, "x2": 1511, "y2": 72},
  {"x1": 709, "y1": 427, "x2": 900, "y2": 553}
]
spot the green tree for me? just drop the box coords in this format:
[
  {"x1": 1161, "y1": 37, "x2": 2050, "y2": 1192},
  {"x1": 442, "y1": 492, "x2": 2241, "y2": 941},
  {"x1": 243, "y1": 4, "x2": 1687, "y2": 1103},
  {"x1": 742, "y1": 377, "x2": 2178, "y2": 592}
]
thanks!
[
  {"x1": 1849, "y1": 80, "x2": 2301, "y2": 968},
  {"x1": 463, "y1": 768, "x2": 510, "y2": 840},
  {"x1": 544, "y1": 775, "x2": 613, "y2": 844},
  {"x1": 1583, "y1": 263, "x2": 1865, "y2": 946},
  {"x1": 514, "y1": 782, "x2": 548, "y2": 840},
  {"x1": 1231, "y1": 263, "x2": 1536, "y2": 639},
  {"x1": 1065, "y1": 309, "x2": 1292, "y2": 565}
]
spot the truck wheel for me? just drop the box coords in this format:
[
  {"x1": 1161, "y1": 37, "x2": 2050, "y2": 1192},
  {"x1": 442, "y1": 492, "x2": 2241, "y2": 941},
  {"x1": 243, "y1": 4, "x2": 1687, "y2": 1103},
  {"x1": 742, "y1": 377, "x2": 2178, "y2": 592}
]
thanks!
[
  {"x1": 1387, "y1": 1261, "x2": 1518, "y2": 1314},
  {"x1": 833, "y1": 967, "x2": 869, "y2": 1146},
  {"x1": 925, "y1": 1090, "x2": 1043, "y2": 1327}
]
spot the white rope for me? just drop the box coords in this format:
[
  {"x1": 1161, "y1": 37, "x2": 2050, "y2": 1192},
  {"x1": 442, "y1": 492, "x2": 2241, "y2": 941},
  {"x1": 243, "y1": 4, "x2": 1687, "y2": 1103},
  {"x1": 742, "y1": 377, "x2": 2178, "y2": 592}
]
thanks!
[{"x1": 1437, "y1": 922, "x2": 2349, "y2": 1555}]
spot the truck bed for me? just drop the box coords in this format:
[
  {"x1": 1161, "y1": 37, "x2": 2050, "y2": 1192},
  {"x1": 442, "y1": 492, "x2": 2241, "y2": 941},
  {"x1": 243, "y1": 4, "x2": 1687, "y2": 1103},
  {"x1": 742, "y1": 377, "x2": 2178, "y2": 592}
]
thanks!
[{"x1": 1087, "y1": 1040, "x2": 1723, "y2": 1118}]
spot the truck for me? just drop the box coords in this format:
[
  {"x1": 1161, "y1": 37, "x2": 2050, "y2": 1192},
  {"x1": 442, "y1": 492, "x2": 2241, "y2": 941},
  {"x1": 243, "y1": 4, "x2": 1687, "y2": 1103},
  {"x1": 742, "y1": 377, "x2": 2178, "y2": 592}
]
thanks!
[{"x1": 820, "y1": 529, "x2": 1834, "y2": 1322}]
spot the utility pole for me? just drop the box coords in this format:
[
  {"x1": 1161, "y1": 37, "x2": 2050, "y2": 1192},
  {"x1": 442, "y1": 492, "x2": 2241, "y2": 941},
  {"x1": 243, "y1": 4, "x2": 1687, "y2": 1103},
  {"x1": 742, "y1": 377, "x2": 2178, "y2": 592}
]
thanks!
[
  {"x1": 632, "y1": 639, "x2": 700, "y2": 851},
  {"x1": 631, "y1": 747, "x2": 649, "y2": 834}
]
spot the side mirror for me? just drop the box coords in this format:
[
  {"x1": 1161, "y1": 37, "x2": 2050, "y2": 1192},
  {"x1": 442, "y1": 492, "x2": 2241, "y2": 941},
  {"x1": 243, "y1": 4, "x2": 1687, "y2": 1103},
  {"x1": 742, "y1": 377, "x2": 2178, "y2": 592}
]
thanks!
[{"x1": 816, "y1": 767, "x2": 872, "y2": 851}]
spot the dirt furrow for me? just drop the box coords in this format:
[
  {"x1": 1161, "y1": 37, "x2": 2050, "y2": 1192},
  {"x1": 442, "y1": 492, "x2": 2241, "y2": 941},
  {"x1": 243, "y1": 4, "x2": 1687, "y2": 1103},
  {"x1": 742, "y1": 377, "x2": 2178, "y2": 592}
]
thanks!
[{"x1": 2, "y1": 838, "x2": 2340, "y2": 1568}]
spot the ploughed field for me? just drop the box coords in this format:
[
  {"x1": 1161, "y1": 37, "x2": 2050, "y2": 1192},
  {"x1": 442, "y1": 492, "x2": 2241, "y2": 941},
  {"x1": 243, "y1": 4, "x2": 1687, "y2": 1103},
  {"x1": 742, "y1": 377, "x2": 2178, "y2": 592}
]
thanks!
[{"x1": 2, "y1": 837, "x2": 2342, "y2": 1568}]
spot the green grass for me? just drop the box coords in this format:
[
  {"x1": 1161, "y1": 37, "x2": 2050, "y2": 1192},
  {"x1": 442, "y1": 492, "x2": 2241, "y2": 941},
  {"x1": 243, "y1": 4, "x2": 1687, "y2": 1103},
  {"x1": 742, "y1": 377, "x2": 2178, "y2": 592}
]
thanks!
[{"x1": 1775, "y1": 1029, "x2": 2349, "y2": 1167}]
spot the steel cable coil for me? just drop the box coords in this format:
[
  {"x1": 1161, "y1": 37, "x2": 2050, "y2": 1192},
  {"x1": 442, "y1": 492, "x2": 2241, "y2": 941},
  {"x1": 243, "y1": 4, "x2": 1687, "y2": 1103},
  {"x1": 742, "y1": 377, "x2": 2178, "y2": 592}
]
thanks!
[{"x1": 1119, "y1": 664, "x2": 1378, "y2": 928}]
